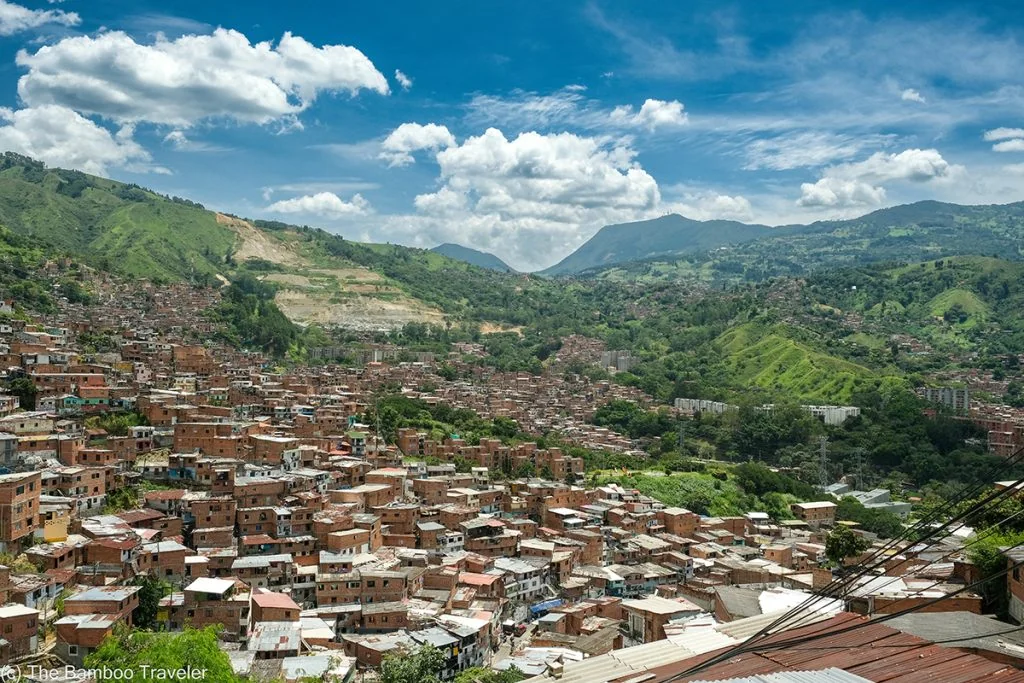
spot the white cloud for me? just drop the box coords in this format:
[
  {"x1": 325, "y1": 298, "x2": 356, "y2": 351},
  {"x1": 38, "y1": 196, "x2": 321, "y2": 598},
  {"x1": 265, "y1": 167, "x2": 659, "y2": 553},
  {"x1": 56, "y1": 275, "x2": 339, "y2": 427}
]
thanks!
[
  {"x1": 744, "y1": 132, "x2": 889, "y2": 171},
  {"x1": 610, "y1": 99, "x2": 687, "y2": 130},
  {"x1": 162, "y1": 130, "x2": 229, "y2": 153},
  {"x1": 0, "y1": 0, "x2": 78, "y2": 36},
  {"x1": 466, "y1": 88, "x2": 685, "y2": 134},
  {"x1": 663, "y1": 188, "x2": 753, "y2": 221},
  {"x1": 797, "y1": 178, "x2": 887, "y2": 208},
  {"x1": 379, "y1": 122, "x2": 455, "y2": 166},
  {"x1": 900, "y1": 88, "x2": 925, "y2": 103},
  {"x1": 466, "y1": 87, "x2": 590, "y2": 129},
  {"x1": 394, "y1": 69, "x2": 412, "y2": 90},
  {"x1": 16, "y1": 29, "x2": 388, "y2": 127},
  {"x1": 393, "y1": 126, "x2": 666, "y2": 269},
  {"x1": 984, "y1": 127, "x2": 1024, "y2": 141},
  {"x1": 266, "y1": 191, "x2": 371, "y2": 218},
  {"x1": 0, "y1": 105, "x2": 156, "y2": 175},
  {"x1": 799, "y1": 148, "x2": 958, "y2": 207},
  {"x1": 413, "y1": 186, "x2": 467, "y2": 215},
  {"x1": 993, "y1": 139, "x2": 1024, "y2": 152},
  {"x1": 261, "y1": 180, "x2": 379, "y2": 202}
]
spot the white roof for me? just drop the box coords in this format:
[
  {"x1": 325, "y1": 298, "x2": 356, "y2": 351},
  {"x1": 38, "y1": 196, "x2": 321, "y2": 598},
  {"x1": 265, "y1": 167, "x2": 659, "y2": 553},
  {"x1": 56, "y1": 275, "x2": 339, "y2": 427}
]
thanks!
[
  {"x1": 185, "y1": 577, "x2": 235, "y2": 595},
  {"x1": 0, "y1": 604, "x2": 38, "y2": 618}
]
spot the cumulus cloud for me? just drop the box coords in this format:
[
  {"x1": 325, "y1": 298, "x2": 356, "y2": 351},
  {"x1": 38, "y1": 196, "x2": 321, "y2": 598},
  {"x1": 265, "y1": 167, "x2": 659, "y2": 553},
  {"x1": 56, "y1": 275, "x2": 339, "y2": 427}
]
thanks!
[
  {"x1": 16, "y1": 29, "x2": 388, "y2": 127},
  {"x1": 388, "y1": 126, "x2": 669, "y2": 269},
  {"x1": 797, "y1": 178, "x2": 887, "y2": 208},
  {"x1": 984, "y1": 127, "x2": 1024, "y2": 141},
  {"x1": 266, "y1": 191, "x2": 371, "y2": 218},
  {"x1": 660, "y1": 187, "x2": 754, "y2": 222},
  {"x1": 900, "y1": 88, "x2": 925, "y2": 103},
  {"x1": 0, "y1": 105, "x2": 155, "y2": 175},
  {"x1": 413, "y1": 186, "x2": 467, "y2": 215},
  {"x1": 394, "y1": 69, "x2": 412, "y2": 90},
  {"x1": 610, "y1": 99, "x2": 687, "y2": 130},
  {"x1": 993, "y1": 139, "x2": 1024, "y2": 152},
  {"x1": 798, "y1": 148, "x2": 958, "y2": 207},
  {"x1": 0, "y1": 0, "x2": 78, "y2": 35},
  {"x1": 379, "y1": 122, "x2": 456, "y2": 166}
]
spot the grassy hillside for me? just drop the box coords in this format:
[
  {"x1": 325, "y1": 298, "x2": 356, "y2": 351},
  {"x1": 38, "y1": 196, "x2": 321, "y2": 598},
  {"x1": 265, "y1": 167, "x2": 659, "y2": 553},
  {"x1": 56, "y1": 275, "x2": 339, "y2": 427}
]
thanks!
[
  {"x1": 0, "y1": 153, "x2": 234, "y2": 282},
  {"x1": 716, "y1": 323, "x2": 882, "y2": 403}
]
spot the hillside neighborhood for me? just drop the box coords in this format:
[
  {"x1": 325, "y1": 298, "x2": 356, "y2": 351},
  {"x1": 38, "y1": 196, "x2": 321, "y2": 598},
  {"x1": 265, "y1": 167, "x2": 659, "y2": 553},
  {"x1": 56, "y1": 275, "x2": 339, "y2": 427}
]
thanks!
[{"x1": 0, "y1": 271, "x2": 1020, "y2": 683}]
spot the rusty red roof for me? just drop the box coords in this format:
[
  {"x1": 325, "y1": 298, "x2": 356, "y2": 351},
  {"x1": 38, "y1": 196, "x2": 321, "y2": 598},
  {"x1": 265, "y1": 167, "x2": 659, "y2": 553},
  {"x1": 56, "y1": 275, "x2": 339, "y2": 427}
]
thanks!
[
  {"x1": 242, "y1": 534, "x2": 277, "y2": 545},
  {"x1": 251, "y1": 588, "x2": 300, "y2": 611},
  {"x1": 144, "y1": 489, "x2": 185, "y2": 501},
  {"x1": 634, "y1": 613, "x2": 1024, "y2": 683}
]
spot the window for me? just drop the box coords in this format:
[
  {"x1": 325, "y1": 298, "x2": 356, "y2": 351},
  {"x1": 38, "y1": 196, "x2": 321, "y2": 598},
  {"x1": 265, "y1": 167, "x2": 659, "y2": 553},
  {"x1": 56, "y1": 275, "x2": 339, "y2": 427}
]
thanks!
[
  {"x1": 15, "y1": 485, "x2": 23, "y2": 495},
  {"x1": 3, "y1": 624, "x2": 11, "y2": 634},
  {"x1": 68, "y1": 645, "x2": 79, "y2": 656}
]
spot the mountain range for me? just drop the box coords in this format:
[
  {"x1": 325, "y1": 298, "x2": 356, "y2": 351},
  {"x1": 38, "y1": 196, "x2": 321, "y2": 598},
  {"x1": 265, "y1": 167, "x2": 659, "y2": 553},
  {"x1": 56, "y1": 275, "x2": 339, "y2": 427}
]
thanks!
[
  {"x1": 5, "y1": 153, "x2": 1024, "y2": 408},
  {"x1": 3, "y1": 151, "x2": 1024, "y2": 323},
  {"x1": 540, "y1": 214, "x2": 792, "y2": 275},
  {"x1": 543, "y1": 201, "x2": 1024, "y2": 279}
]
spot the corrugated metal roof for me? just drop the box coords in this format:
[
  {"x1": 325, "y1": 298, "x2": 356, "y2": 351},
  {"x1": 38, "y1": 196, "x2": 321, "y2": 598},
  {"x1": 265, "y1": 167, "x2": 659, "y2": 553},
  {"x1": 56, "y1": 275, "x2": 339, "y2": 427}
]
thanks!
[
  {"x1": 691, "y1": 668, "x2": 870, "y2": 683},
  {"x1": 638, "y1": 613, "x2": 1024, "y2": 683}
]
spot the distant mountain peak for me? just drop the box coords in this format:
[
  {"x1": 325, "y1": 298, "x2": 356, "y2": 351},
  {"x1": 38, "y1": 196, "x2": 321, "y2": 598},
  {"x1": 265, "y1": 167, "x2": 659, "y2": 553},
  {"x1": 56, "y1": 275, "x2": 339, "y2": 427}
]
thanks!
[
  {"x1": 541, "y1": 213, "x2": 779, "y2": 275},
  {"x1": 430, "y1": 243, "x2": 516, "y2": 272}
]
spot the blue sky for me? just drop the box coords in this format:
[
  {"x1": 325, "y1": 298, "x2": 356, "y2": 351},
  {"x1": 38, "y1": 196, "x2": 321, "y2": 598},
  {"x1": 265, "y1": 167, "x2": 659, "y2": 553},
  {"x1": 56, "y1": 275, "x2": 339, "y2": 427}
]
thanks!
[{"x1": 1, "y1": 0, "x2": 1024, "y2": 270}]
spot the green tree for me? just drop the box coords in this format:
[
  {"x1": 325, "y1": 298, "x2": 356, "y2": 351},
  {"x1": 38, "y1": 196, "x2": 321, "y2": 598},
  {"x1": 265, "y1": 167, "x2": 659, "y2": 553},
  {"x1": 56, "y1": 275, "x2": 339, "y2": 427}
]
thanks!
[
  {"x1": 85, "y1": 626, "x2": 243, "y2": 682},
  {"x1": 968, "y1": 530, "x2": 1024, "y2": 617},
  {"x1": 380, "y1": 645, "x2": 444, "y2": 683},
  {"x1": 103, "y1": 486, "x2": 139, "y2": 514},
  {"x1": 514, "y1": 463, "x2": 536, "y2": 479},
  {"x1": 825, "y1": 525, "x2": 870, "y2": 566},
  {"x1": 437, "y1": 363, "x2": 458, "y2": 381},
  {"x1": 454, "y1": 666, "x2": 526, "y2": 683},
  {"x1": 5, "y1": 377, "x2": 37, "y2": 410},
  {"x1": 132, "y1": 574, "x2": 173, "y2": 630}
]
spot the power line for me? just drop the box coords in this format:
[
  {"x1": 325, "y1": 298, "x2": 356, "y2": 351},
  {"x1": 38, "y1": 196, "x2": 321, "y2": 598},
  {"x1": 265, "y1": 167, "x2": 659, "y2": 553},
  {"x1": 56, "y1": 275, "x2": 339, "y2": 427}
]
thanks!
[
  {"x1": 662, "y1": 478, "x2": 1024, "y2": 683},
  {"x1": 662, "y1": 443, "x2": 1024, "y2": 682}
]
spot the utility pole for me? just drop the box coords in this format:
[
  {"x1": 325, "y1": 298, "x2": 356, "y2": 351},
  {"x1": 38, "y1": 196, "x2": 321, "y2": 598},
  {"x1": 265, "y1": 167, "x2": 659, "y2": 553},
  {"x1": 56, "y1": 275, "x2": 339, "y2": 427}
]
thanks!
[{"x1": 818, "y1": 436, "x2": 829, "y2": 489}]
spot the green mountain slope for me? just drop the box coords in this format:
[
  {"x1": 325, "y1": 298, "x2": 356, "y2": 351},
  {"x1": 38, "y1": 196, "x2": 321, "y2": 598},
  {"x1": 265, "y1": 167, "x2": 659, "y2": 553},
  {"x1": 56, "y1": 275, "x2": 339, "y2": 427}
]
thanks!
[
  {"x1": 542, "y1": 214, "x2": 787, "y2": 275},
  {"x1": 567, "y1": 201, "x2": 1024, "y2": 280},
  {"x1": 0, "y1": 154, "x2": 567, "y2": 331},
  {"x1": 716, "y1": 323, "x2": 884, "y2": 403},
  {"x1": 0, "y1": 153, "x2": 235, "y2": 282},
  {"x1": 430, "y1": 243, "x2": 516, "y2": 272}
]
